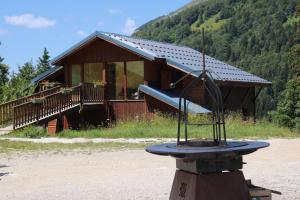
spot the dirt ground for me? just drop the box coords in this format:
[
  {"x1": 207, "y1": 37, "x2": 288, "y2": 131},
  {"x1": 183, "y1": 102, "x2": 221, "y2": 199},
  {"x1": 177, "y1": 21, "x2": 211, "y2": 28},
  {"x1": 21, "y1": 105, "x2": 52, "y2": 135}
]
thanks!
[{"x1": 0, "y1": 139, "x2": 299, "y2": 200}]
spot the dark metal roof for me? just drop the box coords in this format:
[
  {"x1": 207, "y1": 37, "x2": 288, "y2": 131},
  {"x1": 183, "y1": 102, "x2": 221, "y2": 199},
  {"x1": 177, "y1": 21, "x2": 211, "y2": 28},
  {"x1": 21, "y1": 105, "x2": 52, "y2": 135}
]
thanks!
[
  {"x1": 31, "y1": 66, "x2": 63, "y2": 85},
  {"x1": 51, "y1": 31, "x2": 271, "y2": 86},
  {"x1": 139, "y1": 84, "x2": 210, "y2": 114}
]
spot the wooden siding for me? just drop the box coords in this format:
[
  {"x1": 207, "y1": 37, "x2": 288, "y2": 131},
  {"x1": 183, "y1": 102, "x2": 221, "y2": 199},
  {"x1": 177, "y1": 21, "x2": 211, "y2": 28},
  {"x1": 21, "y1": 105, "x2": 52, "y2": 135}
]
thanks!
[
  {"x1": 220, "y1": 86, "x2": 255, "y2": 115},
  {"x1": 182, "y1": 76, "x2": 205, "y2": 105},
  {"x1": 144, "y1": 60, "x2": 162, "y2": 88},
  {"x1": 108, "y1": 100, "x2": 148, "y2": 121},
  {"x1": 61, "y1": 38, "x2": 143, "y2": 65}
]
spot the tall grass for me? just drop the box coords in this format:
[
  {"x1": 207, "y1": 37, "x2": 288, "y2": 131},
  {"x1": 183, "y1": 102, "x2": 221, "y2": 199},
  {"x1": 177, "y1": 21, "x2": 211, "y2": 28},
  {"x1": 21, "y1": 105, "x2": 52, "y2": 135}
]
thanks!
[
  {"x1": 57, "y1": 112, "x2": 298, "y2": 139},
  {"x1": 6, "y1": 112, "x2": 298, "y2": 139}
]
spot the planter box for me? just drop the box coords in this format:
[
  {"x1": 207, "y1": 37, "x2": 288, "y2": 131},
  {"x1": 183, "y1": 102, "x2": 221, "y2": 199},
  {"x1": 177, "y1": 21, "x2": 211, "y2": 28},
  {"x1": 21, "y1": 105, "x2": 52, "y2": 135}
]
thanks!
[
  {"x1": 60, "y1": 88, "x2": 73, "y2": 94},
  {"x1": 31, "y1": 98, "x2": 45, "y2": 104}
]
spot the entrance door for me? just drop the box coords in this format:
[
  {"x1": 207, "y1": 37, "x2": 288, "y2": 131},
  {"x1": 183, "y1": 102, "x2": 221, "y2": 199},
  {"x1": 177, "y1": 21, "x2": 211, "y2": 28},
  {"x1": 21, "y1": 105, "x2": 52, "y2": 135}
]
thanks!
[{"x1": 107, "y1": 62, "x2": 125, "y2": 100}]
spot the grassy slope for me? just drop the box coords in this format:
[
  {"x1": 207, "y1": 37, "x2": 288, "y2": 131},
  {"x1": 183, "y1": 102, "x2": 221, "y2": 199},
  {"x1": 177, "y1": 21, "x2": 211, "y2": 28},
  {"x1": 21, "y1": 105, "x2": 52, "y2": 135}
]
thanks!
[{"x1": 191, "y1": 13, "x2": 229, "y2": 32}]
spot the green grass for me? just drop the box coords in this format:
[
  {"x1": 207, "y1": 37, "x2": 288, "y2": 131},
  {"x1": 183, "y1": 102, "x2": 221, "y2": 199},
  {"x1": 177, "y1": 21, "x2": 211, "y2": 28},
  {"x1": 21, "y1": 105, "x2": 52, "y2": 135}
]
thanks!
[
  {"x1": 0, "y1": 140, "x2": 148, "y2": 154},
  {"x1": 6, "y1": 113, "x2": 298, "y2": 139},
  {"x1": 191, "y1": 13, "x2": 229, "y2": 32},
  {"x1": 284, "y1": 15, "x2": 300, "y2": 27},
  {"x1": 10, "y1": 126, "x2": 48, "y2": 138},
  {"x1": 0, "y1": 120, "x2": 11, "y2": 128}
]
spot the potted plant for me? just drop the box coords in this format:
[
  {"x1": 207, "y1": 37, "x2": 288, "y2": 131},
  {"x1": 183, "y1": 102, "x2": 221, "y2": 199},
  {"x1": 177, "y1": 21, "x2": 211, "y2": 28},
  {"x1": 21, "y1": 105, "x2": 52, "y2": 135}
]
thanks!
[
  {"x1": 31, "y1": 97, "x2": 45, "y2": 104},
  {"x1": 60, "y1": 88, "x2": 73, "y2": 94}
]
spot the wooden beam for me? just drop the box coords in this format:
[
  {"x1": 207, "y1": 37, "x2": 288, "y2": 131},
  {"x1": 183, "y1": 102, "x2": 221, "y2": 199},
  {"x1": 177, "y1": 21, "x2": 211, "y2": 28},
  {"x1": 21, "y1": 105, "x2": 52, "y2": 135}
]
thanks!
[
  {"x1": 124, "y1": 61, "x2": 127, "y2": 100},
  {"x1": 216, "y1": 80, "x2": 271, "y2": 88},
  {"x1": 253, "y1": 87, "x2": 263, "y2": 123},
  {"x1": 81, "y1": 63, "x2": 84, "y2": 83},
  {"x1": 254, "y1": 88, "x2": 257, "y2": 123},
  {"x1": 255, "y1": 87, "x2": 263, "y2": 100},
  {"x1": 102, "y1": 63, "x2": 106, "y2": 85},
  {"x1": 65, "y1": 64, "x2": 70, "y2": 86},
  {"x1": 223, "y1": 87, "x2": 234, "y2": 106},
  {"x1": 240, "y1": 88, "x2": 251, "y2": 106}
]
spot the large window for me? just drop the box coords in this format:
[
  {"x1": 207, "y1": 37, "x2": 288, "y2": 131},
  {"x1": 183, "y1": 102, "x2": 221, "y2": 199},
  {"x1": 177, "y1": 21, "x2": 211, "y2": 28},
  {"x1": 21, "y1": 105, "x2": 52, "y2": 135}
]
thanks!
[
  {"x1": 84, "y1": 63, "x2": 104, "y2": 84},
  {"x1": 108, "y1": 62, "x2": 124, "y2": 100},
  {"x1": 71, "y1": 65, "x2": 81, "y2": 86},
  {"x1": 126, "y1": 61, "x2": 144, "y2": 99}
]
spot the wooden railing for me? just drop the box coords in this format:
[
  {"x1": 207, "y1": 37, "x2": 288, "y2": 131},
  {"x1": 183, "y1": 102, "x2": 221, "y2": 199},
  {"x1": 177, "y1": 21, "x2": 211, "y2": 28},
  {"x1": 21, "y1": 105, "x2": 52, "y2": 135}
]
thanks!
[
  {"x1": 82, "y1": 83, "x2": 105, "y2": 103},
  {"x1": 12, "y1": 83, "x2": 105, "y2": 129},
  {"x1": 13, "y1": 85, "x2": 81, "y2": 129},
  {"x1": 0, "y1": 86, "x2": 61, "y2": 124}
]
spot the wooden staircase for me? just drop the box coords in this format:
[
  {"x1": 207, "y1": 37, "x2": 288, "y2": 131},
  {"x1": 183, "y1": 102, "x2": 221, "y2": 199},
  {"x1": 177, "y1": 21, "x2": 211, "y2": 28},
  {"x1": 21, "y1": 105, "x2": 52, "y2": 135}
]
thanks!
[{"x1": 0, "y1": 83, "x2": 104, "y2": 130}]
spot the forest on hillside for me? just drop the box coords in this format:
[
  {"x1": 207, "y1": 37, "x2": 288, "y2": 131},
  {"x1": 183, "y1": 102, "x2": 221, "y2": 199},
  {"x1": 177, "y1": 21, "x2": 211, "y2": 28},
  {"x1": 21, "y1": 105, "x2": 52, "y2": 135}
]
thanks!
[{"x1": 135, "y1": 0, "x2": 300, "y2": 129}]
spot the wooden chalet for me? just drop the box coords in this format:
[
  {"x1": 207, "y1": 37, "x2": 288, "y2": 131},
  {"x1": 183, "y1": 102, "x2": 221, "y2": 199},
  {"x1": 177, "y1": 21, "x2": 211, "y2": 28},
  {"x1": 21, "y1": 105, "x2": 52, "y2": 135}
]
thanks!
[{"x1": 0, "y1": 31, "x2": 271, "y2": 133}]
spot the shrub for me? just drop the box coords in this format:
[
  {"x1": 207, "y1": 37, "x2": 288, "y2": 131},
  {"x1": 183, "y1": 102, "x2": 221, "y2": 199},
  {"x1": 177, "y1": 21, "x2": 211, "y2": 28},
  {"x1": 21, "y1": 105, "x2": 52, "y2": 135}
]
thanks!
[{"x1": 13, "y1": 126, "x2": 48, "y2": 138}]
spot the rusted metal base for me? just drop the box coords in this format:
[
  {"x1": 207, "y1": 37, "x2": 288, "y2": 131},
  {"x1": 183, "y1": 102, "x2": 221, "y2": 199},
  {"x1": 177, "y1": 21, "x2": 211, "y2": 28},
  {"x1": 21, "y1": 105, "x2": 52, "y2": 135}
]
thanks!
[{"x1": 169, "y1": 170, "x2": 249, "y2": 200}]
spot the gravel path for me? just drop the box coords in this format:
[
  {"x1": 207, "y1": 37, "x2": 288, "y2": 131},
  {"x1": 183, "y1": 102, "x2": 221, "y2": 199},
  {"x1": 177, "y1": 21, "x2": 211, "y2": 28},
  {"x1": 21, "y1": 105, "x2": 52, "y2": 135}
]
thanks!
[{"x1": 0, "y1": 139, "x2": 299, "y2": 200}]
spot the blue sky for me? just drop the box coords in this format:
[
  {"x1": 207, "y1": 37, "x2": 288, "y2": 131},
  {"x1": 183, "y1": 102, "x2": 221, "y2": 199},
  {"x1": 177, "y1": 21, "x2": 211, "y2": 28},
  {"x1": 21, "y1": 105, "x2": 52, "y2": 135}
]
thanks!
[{"x1": 0, "y1": 0, "x2": 191, "y2": 72}]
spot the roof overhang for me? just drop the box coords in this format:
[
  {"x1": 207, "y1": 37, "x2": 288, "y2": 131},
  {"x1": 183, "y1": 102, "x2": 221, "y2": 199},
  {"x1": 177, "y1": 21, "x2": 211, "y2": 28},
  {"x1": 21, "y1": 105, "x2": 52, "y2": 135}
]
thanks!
[
  {"x1": 50, "y1": 31, "x2": 272, "y2": 87},
  {"x1": 166, "y1": 59, "x2": 271, "y2": 87},
  {"x1": 51, "y1": 31, "x2": 158, "y2": 66},
  {"x1": 31, "y1": 66, "x2": 63, "y2": 85},
  {"x1": 139, "y1": 84, "x2": 211, "y2": 114}
]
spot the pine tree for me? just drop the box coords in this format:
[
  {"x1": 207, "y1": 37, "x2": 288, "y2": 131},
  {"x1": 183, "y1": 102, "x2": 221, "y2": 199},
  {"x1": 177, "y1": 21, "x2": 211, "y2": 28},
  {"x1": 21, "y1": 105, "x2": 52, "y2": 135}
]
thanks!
[
  {"x1": 0, "y1": 42, "x2": 9, "y2": 87},
  {"x1": 0, "y1": 61, "x2": 36, "y2": 102},
  {"x1": 19, "y1": 61, "x2": 36, "y2": 81},
  {"x1": 271, "y1": 79, "x2": 300, "y2": 129},
  {"x1": 36, "y1": 48, "x2": 51, "y2": 75}
]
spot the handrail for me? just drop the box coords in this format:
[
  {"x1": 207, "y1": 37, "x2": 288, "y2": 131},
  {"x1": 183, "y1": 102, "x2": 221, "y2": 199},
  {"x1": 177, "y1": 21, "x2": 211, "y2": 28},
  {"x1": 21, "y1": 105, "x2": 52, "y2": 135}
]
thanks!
[
  {"x1": 13, "y1": 85, "x2": 82, "y2": 109},
  {"x1": 13, "y1": 85, "x2": 81, "y2": 129},
  {"x1": 0, "y1": 86, "x2": 61, "y2": 106},
  {"x1": 0, "y1": 86, "x2": 61, "y2": 124},
  {"x1": 12, "y1": 84, "x2": 104, "y2": 129},
  {"x1": 81, "y1": 83, "x2": 104, "y2": 103}
]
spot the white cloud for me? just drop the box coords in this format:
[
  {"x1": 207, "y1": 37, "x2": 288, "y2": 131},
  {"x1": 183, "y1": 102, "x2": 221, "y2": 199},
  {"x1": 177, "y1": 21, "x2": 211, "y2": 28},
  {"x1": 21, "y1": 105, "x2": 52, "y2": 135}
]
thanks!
[
  {"x1": 0, "y1": 28, "x2": 7, "y2": 35},
  {"x1": 107, "y1": 9, "x2": 123, "y2": 16},
  {"x1": 4, "y1": 14, "x2": 55, "y2": 29},
  {"x1": 122, "y1": 18, "x2": 138, "y2": 35},
  {"x1": 77, "y1": 30, "x2": 88, "y2": 37},
  {"x1": 97, "y1": 21, "x2": 104, "y2": 27}
]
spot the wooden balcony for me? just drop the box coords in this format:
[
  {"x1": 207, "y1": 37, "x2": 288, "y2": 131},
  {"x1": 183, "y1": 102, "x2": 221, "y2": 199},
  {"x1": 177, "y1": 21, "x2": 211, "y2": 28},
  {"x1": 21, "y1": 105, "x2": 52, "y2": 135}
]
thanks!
[{"x1": 0, "y1": 83, "x2": 105, "y2": 129}]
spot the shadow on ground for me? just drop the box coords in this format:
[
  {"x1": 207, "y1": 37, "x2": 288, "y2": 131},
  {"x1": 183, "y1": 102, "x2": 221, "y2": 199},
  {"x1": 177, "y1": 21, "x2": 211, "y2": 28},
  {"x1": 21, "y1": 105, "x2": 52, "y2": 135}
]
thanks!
[{"x1": 0, "y1": 165, "x2": 10, "y2": 180}]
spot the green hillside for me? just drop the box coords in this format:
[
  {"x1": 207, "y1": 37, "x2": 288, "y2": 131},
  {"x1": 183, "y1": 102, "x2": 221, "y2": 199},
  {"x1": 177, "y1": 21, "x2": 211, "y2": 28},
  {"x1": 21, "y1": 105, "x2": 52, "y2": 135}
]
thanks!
[{"x1": 134, "y1": 0, "x2": 300, "y2": 122}]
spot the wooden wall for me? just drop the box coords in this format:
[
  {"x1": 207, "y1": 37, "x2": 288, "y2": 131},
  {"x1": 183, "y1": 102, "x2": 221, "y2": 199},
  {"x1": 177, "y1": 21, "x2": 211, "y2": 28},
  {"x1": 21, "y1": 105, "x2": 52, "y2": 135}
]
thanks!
[
  {"x1": 144, "y1": 60, "x2": 162, "y2": 87},
  {"x1": 220, "y1": 86, "x2": 255, "y2": 115},
  {"x1": 61, "y1": 38, "x2": 142, "y2": 65},
  {"x1": 62, "y1": 38, "x2": 145, "y2": 86},
  {"x1": 108, "y1": 100, "x2": 148, "y2": 121}
]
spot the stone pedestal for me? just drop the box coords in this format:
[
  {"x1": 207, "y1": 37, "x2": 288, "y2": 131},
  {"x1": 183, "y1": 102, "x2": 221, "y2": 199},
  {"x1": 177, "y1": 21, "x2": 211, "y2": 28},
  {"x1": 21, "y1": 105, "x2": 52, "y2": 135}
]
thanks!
[{"x1": 169, "y1": 170, "x2": 250, "y2": 200}]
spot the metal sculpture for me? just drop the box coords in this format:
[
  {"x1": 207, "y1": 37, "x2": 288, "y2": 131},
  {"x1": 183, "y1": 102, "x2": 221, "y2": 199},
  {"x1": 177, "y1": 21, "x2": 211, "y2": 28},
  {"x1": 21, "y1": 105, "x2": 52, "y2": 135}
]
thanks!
[{"x1": 145, "y1": 29, "x2": 270, "y2": 200}]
